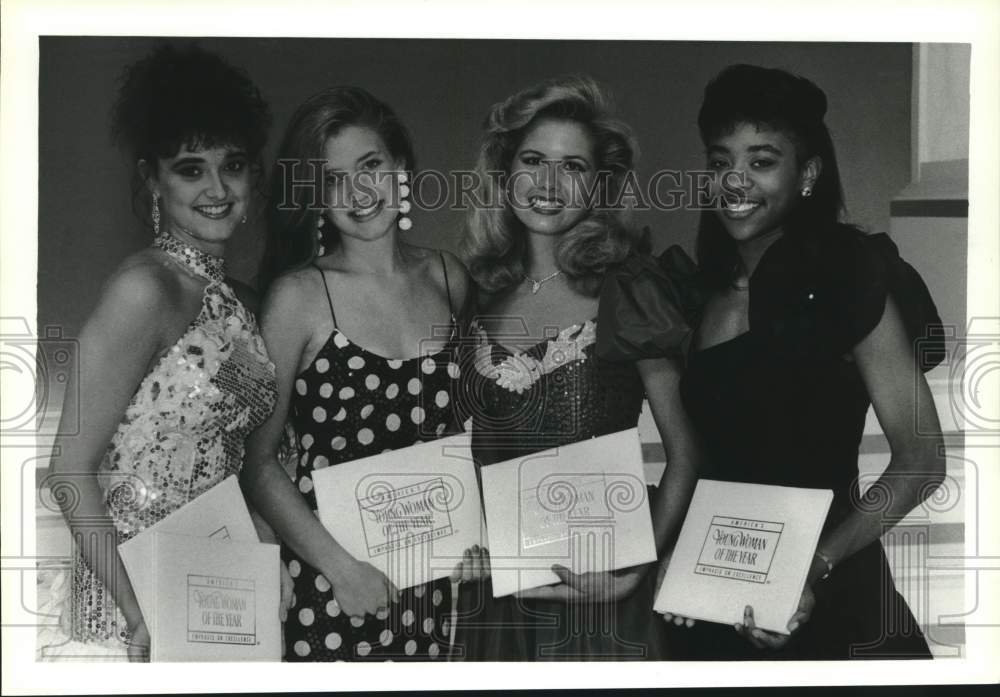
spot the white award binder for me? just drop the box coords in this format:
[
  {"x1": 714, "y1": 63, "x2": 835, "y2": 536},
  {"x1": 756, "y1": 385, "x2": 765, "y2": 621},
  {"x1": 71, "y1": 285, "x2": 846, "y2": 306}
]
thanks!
[{"x1": 654, "y1": 478, "x2": 833, "y2": 634}]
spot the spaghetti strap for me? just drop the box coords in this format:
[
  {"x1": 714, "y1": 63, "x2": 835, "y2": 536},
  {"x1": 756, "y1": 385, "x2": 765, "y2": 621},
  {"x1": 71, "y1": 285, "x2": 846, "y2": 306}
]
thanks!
[
  {"x1": 439, "y1": 252, "x2": 454, "y2": 317},
  {"x1": 313, "y1": 263, "x2": 338, "y2": 328}
]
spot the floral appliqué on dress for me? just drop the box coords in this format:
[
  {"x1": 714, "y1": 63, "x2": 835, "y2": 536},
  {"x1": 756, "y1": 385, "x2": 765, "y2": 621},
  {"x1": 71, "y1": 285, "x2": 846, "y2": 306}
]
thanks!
[{"x1": 471, "y1": 319, "x2": 596, "y2": 393}]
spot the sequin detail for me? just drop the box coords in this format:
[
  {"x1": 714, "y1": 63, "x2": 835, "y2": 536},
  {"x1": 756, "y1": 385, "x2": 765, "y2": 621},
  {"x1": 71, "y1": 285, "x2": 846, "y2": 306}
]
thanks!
[
  {"x1": 153, "y1": 232, "x2": 227, "y2": 283},
  {"x1": 472, "y1": 320, "x2": 596, "y2": 394},
  {"x1": 465, "y1": 319, "x2": 644, "y2": 456},
  {"x1": 70, "y1": 277, "x2": 277, "y2": 643},
  {"x1": 455, "y1": 319, "x2": 649, "y2": 660}
]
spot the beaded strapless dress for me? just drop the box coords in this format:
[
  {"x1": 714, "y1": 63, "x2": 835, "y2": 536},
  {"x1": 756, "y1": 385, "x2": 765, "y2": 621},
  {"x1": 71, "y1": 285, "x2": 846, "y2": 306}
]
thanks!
[{"x1": 38, "y1": 233, "x2": 277, "y2": 660}]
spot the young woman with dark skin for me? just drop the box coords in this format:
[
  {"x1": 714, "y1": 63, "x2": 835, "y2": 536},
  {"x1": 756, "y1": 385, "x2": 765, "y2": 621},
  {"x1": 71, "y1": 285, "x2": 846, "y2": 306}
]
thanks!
[{"x1": 659, "y1": 64, "x2": 944, "y2": 660}]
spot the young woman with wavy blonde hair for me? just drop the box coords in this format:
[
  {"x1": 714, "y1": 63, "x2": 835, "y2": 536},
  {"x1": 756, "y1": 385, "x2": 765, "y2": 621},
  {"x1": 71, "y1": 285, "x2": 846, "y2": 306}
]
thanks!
[{"x1": 452, "y1": 75, "x2": 700, "y2": 661}]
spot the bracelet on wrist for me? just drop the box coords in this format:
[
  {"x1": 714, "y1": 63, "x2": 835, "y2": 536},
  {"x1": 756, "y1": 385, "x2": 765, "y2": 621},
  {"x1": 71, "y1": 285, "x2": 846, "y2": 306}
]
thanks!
[{"x1": 814, "y1": 550, "x2": 834, "y2": 581}]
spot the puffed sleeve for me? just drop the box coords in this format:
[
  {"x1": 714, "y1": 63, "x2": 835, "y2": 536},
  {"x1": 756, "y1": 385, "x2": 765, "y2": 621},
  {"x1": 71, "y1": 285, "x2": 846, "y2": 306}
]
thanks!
[
  {"x1": 826, "y1": 229, "x2": 891, "y2": 354},
  {"x1": 750, "y1": 225, "x2": 886, "y2": 358},
  {"x1": 820, "y1": 228, "x2": 945, "y2": 366},
  {"x1": 596, "y1": 245, "x2": 700, "y2": 362},
  {"x1": 855, "y1": 232, "x2": 946, "y2": 371},
  {"x1": 752, "y1": 226, "x2": 944, "y2": 370}
]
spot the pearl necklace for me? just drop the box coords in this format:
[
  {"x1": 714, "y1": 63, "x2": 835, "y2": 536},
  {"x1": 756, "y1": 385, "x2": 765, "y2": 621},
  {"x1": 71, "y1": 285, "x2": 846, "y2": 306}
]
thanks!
[{"x1": 153, "y1": 233, "x2": 227, "y2": 284}]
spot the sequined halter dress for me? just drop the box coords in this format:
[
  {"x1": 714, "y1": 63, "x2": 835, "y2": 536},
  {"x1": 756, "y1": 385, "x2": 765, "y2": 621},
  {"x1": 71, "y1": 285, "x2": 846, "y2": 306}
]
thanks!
[{"x1": 47, "y1": 233, "x2": 277, "y2": 653}]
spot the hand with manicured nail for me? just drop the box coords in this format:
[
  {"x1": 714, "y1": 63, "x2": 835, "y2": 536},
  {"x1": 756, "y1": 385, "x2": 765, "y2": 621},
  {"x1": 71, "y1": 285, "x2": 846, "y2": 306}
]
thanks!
[
  {"x1": 655, "y1": 555, "x2": 695, "y2": 628},
  {"x1": 735, "y1": 580, "x2": 815, "y2": 650},
  {"x1": 450, "y1": 545, "x2": 491, "y2": 583},
  {"x1": 330, "y1": 560, "x2": 400, "y2": 618},
  {"x1": 662, "y1": 612, "x2": 696, "y2": 628}
]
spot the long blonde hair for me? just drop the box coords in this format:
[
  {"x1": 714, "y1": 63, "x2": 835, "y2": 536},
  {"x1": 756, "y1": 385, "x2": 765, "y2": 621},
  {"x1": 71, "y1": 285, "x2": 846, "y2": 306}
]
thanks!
[{"x1": 461, "y1": 75, "x2": 642, "y2": 297}]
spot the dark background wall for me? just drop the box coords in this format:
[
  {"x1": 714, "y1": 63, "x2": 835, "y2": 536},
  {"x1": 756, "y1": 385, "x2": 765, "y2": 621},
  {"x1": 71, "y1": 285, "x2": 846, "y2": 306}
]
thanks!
[{"x1": 39, "y1": 37, "x2": 912, "y2": 337}]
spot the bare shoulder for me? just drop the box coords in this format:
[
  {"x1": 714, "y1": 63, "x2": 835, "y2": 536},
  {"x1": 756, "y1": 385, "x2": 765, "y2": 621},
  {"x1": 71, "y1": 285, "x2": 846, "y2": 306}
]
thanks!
[
  {"x1": 260, "y1": 266, "x2": 324, "y2": 325},
  {"x1": 404, "y1": 243, "x2": 471, "y2": 309},
  {"x1": 439, "y1": 249, "x2": 471, "y2": 312},
  {"x1": 79, "y1": 250, "x2": 181, "y2": 351},
  {"x1": 438, "y1": 249, "x2": 470, "y2": 283},
  {"x1": 101, "y1": 249, "x2": 179, "y2": 313}
]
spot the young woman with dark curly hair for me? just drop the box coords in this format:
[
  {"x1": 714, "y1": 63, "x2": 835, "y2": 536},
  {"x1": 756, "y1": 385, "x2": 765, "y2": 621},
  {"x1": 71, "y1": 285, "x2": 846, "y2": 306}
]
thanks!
[{"x1": 44, "y1": 43, "x2": 276, "y2": 661}]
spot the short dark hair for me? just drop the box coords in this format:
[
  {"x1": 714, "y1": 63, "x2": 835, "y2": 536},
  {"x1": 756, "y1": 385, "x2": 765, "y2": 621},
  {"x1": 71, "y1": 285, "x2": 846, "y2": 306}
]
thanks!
[{"x1": 696, "y1": 64, "x2": 847, "y2": 290}]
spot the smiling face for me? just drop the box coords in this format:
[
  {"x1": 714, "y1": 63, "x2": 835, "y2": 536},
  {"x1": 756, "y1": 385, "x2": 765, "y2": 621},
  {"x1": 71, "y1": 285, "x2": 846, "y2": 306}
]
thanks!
[
  {"x1": 507, "y1": 117, "x2": 597, "y2": 236},
  {"x1": 320, "y1": 125, "x2": 402, "y2": 243},
  {"x1": 706, "y1": 122, "x2": 819, "y2": 246},
  {"x1": 151, "y1": 145, "x2": 251, "y2": 252}
]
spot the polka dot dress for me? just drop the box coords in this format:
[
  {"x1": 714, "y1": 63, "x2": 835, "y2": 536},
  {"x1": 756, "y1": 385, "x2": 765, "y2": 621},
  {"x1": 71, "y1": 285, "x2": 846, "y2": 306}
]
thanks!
[{"x1": 283, "y1": 263, "x2": 459, "y2": 661}]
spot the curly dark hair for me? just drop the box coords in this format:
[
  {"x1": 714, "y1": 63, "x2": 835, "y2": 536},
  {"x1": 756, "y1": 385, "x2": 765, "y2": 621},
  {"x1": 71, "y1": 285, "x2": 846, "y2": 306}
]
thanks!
[{"x1": 111, "y1": 42, "x2": 271, "y2": 164}]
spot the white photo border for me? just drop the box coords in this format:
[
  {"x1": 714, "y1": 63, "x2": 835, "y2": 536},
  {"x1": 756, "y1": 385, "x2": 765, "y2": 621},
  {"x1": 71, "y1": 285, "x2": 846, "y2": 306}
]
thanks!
[{"x1": 2, "y1": 0, "x2": 998, "y2": 692}]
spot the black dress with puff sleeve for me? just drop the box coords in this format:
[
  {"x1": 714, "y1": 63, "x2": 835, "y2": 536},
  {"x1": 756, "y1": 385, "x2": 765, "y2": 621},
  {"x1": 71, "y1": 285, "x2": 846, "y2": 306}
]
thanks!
[{"x1": 599, "y1": 226, "x2": 935, "y2": 660}]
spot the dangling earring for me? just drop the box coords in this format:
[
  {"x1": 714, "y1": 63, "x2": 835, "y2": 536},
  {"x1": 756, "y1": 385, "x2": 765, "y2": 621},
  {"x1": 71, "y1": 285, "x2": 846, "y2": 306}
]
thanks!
[
  {"x1": 397, "y1": 171, "x2": 413, "y2": 231},
  {"x1": 151, "y1": 195, "x2": 161, "y2": 236},
  {"x1": 241, "y1": 215, "x2": 248, "y2": 224},
  {"x1": 316, "y1": 214, "x2": 326, "y2": 257},
  {"x1": 800, "y1": 185, "x2": 813, "y2": 198}
]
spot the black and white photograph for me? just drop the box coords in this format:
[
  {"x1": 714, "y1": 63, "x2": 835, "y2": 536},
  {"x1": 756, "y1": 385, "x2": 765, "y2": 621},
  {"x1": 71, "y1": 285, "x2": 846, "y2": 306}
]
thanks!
[{"x1": 2, "y1": 0, "x2": 998, "y2": 692}]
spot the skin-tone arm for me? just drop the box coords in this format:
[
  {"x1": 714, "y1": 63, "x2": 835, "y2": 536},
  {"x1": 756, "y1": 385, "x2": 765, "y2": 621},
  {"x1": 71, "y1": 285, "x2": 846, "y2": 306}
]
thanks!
[
  {"x1": 241, "y1": 274, "x2": 399, "y2": 619},
  {"x1": 740, "y1": 295, "x2": 945, "y2": 648},
  {"x1": 48, "y1": 264, "x2": 174, "y2": 660},
  {"x1": 516, "y1": 355, "x2": 703, "y2": 602},
  {"x1": 641, "y1": 357, "x2": 703, "y2": 559},
  {"x1": 226, "y1": 276, "x2": 294, "y2": 619}
]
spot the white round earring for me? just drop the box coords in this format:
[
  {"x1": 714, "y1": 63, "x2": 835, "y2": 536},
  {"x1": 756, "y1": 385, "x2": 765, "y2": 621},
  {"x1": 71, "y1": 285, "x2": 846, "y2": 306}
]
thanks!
[
  {"x1": 398, "y1": 171, "x2": 413, "y2": 231},
  {"x1": 801, "y1": 186, "x2": 813, "y2": 198}
]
